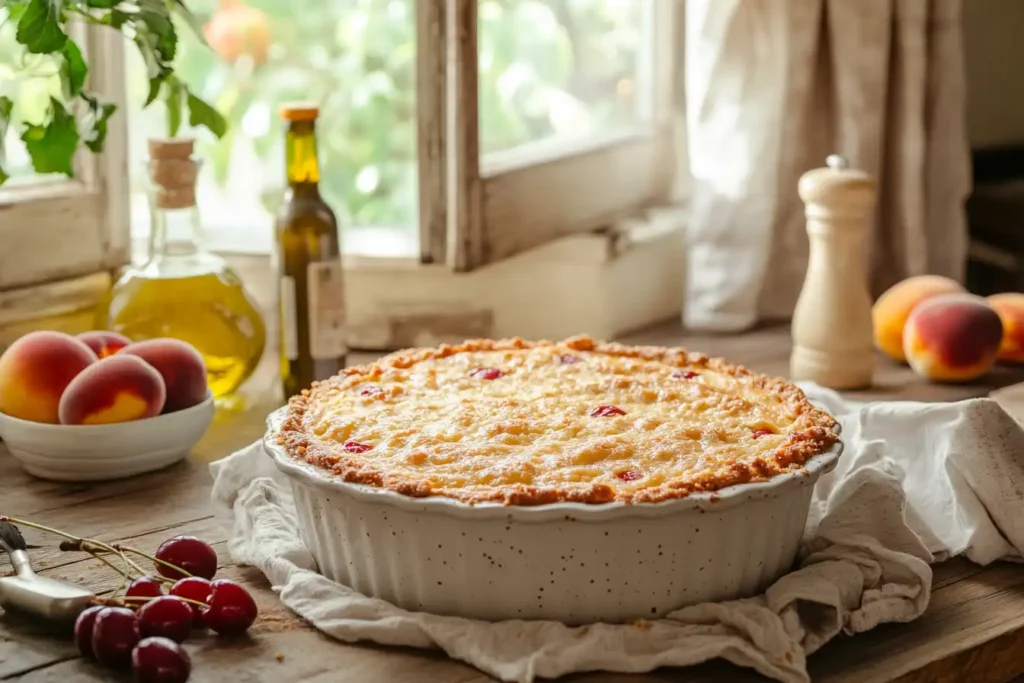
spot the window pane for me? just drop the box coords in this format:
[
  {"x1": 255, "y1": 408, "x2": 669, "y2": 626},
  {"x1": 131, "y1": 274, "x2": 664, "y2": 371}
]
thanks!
[
  {"x1": 477, "y1": 0, "x2": 651, "y2": 156},
  {"x1": 126, "y1": 0, "x2": 418, "y2": 256},
  {"x1": 0, "y1": 9, "x2": 65, "y2": 186}
]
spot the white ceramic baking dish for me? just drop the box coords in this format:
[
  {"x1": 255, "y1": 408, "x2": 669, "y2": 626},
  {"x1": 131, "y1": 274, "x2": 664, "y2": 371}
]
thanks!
[{"x1": 264, "y1": 406, "x2": 842, "y2": 625}]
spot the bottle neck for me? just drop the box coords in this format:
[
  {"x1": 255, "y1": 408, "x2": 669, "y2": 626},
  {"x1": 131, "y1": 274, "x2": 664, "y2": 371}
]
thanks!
[
  {"x1": 285, "y1": 120, "x2": 322, "y2": 196},
  {"x1": 149, "y1": 203, "x2": 204, "y2": 261}
]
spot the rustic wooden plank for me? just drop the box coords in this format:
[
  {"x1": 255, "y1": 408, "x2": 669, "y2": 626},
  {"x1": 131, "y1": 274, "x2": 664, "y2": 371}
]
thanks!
[
  {"x1": 0, "y1": 611, "x2": 78, "y2": 680},
  {"x1": 931, "y1": 557, "x2": 988, "y2": 590},
  {"x1": 5, "y1": 633, "x2": 493, "y2": 683},
  {"x1": 447, "y1": 0, "x2": 484, "y2": 271},
  {"x1": 415, "y1": 0, "x2": 448, "y2": 265}
]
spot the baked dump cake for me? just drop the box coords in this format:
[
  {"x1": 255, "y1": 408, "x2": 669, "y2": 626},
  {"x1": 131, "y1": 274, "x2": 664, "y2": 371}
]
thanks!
[{"x1": 277, "y1": 337, "x2": 839, "y2": 505}]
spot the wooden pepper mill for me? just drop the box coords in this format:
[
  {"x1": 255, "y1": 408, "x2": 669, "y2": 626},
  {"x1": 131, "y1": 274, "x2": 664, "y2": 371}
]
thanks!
[{"x1": 790, "y1": 154, "x2": 876, "y2": 389}]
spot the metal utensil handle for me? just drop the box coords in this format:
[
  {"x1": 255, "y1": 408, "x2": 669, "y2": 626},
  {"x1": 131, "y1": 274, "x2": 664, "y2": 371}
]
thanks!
[{"x1": 0, "y1": 522, "x2": 34, "y2": 577}]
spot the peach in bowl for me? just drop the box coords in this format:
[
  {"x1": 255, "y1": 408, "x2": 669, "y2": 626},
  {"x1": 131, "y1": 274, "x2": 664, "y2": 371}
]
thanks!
[{"x1": 0, "y1": 331, "x2": 214, "y2": 481}]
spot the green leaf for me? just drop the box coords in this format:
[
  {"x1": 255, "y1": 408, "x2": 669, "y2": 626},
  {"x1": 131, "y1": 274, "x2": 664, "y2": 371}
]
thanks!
[
  {"x1": 145, "y1": 73, "x2": 166, "y2": 106},
  {"x1": 80, "y1": 91, "x2": 116, "y2": 153},
  {"x1": 15, "y1": 0, "x2": 68, "y2": 54},
  {"x1": 137, "y1": 0, "x2": 177, "y2": 62},
  {"x1": 134, "y1": 31, "x2": 171, "y2": 84},
  {"x1": 186, "y1": 92, "x2": 227, "y2": 138},
  {"x1": 0, "y1": 97, "x2": 13, "y2": 186},
  {"x1": 60, "y1": 39, "x2": 87, "y2": 97},
  {"x1": 85, "y1": 0, "x2": 120, "y2": 7},
  {"x1": 21, "y1": 98, "x2": 79, "y2": 177},
  {"x1": 166, "y1": 81, "x2": 183, "y2": 137},
  {"x1": 99, "y1": 9, "x2": 131, "y2": 29}
]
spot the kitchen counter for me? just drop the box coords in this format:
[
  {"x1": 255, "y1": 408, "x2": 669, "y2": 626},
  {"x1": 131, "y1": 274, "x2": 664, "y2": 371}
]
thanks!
[{"x1": 4, "y1": 322, "x2": 1024, "y2": 683}]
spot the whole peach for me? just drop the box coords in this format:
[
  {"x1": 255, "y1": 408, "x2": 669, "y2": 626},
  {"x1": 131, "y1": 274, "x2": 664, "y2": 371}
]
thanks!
[
  {"x1": 122, "y1": 339, "x2": 208, "y2": 413},
  {"x1": 77, "y1": 331, "x2": 132, "y2": 359},
  {"x1": 903, "y1": 293, "x2": 1003, "y2": 382},
  {"x1": 987, "y1": 293, "x2": 1024, "y2": 363},
  {"x1": 0, "y1": 331, "x2": 97, "y2": 423},
  {"x1": 873, "y1": 275, "x2": 965, "y2": 362},
  {"x1": 58, "y1": 355, "x2": 166, "y2": 425}
]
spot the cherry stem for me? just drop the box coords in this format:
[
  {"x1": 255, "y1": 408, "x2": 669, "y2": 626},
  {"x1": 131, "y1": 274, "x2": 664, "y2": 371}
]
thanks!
[
  {"x1": 113, "y1": 543, "x2": 193, "y2": 580},
  {"x1": 81, "y1": 546, "x2": 131, "y2": 579},
  {"x1": 61, "y1": 541, "x2": 176, "y2": 584},
  {"x1": 120, "y1": 594, "x2": 209, "y2": 609},
  {"x1": 112, "y1": 548, "x2": 131, "y2": 597},
  {"x1": 0, "y1": 514, "x2": 188, "y2": 584}
]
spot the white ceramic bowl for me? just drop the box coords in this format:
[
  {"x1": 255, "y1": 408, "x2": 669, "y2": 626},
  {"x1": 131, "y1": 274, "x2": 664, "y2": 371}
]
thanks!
[
  {"x1": 264, "y1": 407, "x2": 843, "y2": 625},
  {"x1": 0, "y1": 393, "x2": 214, "y2": 481}
]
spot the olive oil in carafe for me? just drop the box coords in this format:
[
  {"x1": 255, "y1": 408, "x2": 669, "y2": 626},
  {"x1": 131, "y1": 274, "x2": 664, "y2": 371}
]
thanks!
[
  {"x1": 107, "y1": 138, "x2": 266, "y2": 400},
  {"x1": 107, "y1": 265, "x2": 266, "y2": 398}
]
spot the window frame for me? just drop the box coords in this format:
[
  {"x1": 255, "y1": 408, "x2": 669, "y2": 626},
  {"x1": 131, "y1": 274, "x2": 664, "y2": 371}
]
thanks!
[
  {"x1": 0, "y1": 24, "x2": 128, "y2": 292},
  {"x1": 5, "y1": 1, "x2": 683, "y2": 284},
  {"x1": 419, "y1": 0, "x2": 683, "y2": 271}
]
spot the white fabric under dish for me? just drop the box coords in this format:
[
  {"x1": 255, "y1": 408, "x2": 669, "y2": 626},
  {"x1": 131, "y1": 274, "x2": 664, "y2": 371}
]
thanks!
[{"x1": 210, "y1": 384, "x2": 1024, "y2": 683}]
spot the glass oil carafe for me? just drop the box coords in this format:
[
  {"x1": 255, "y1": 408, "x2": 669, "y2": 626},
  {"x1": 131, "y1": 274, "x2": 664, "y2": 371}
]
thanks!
[{"x1": 107, "y1": 138, "x2": 266, "y2": 400}]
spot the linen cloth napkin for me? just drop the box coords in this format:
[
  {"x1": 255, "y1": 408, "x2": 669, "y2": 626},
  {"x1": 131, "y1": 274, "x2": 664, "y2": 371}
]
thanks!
[{"x1": 209, "y1": 384, "x2": 1024, "y2": 683}]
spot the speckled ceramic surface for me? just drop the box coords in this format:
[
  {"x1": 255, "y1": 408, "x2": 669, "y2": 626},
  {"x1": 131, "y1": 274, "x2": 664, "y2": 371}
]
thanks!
[{"x1": 264, "y1": 406, "x2": 843, "y2": 624}]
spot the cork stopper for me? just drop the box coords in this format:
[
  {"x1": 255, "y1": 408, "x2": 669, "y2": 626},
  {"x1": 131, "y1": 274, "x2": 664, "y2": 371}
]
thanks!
[
  {"x1": 147, "y1": 138, "x2": 198, "y2": 209},
  {"x1": 279, "y1": 101, "x2": 320, "y2": 122},
  {"x1": 798, "y1": 154, "x2": 876, "y2": 216}
]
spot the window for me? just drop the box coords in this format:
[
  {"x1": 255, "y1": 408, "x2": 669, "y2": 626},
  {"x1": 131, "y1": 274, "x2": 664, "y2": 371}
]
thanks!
[
  {"x1": 468, "y1": 0, "x2": 678, "y2": 269},
  {"x1": 125, "y1": 0, "x2": 419, "y2": 257},
  {"x1": 0, "y1": 18, "x2": 127, "y2": 291},
  {"x1": 3, "y1": 1, "x2": 683, "y2": 344},
  {"x1": 120, "y1": 0, "x2": 680, "y2": 267}
]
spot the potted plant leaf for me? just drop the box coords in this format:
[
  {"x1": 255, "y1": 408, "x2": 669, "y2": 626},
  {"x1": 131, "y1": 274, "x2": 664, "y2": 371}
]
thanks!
[{"x1": 0, "y1": 0, "x2": 227, "y2": 185}]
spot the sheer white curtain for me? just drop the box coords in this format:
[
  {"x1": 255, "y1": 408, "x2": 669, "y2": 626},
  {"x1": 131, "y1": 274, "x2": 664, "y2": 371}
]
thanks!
[{"x1": 683, "y1": 0, "x2": 970, "y2": 332}]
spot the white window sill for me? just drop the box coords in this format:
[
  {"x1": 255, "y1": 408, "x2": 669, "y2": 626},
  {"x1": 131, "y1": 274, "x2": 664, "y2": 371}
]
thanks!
[{"x1": 213, "y1": 206, "x2": 687, "y2": 349}]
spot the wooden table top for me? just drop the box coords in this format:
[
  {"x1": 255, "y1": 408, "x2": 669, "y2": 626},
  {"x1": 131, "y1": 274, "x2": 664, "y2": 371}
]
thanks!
[{"x1": 5, "y1": 322, "x2": 1024, "y2": 683}]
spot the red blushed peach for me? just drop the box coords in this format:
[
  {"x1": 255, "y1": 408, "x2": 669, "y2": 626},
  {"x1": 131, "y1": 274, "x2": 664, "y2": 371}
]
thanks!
[
  {"x1": 58, "y1": 355, "x2": 166, "y2": 425},
  {"x1": 903, "y1": 293, "x2": 1003, "y2": 382},
  {"x1": 873, "y1": 275, "x2": 965, "y2": 362},
  {"x1": 122, "y1": 339, "x2": 207, "y2": 413},
  {"x1": 0, "y1": 331, "x2": 97, "y2": 423},
  {"x1": 987, "y1": 293, "x2": 1024, "y2": 363},
  {"x1": 77, "y1": 331, "x2": 132, "y2": 359}
]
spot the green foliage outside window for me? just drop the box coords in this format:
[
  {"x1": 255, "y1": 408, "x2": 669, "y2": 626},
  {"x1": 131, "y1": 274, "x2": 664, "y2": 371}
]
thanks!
[{"x1": 3, "y1": 0, "x2": 642, "y2": 229}]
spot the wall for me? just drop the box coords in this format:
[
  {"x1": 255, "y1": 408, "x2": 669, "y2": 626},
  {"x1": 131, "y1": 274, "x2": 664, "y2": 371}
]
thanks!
[{"x1": 963, "y1": 0, "x2": 1024, "y2": 148}]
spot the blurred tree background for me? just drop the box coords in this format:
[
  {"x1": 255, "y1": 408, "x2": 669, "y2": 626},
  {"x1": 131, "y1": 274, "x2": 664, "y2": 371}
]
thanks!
[{"x1": 3, "y1": 0, "x2": 645, "y2": 250}]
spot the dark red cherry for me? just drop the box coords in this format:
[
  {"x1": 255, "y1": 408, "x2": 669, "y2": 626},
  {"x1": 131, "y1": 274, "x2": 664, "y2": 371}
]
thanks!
[
  {"x1": 752, "y1": 429, "x2": 773, "y2": 439},
  {"x1": 126, "y1": 576, "x2": 165, "y2": 604},
  {"x1": 154, "y1": 535, "x2": 218, "y2": 580},
  {"x1": 616, "y1": 468, "x2": 643, "y2": 482},
  {"x1": 343, "y1": 441, "x2": 372, "y2": 454},
  {"x1": 169, "y1": 577, "x2": 212, "y2": 626},
  {"x1": 358, "y1": 385, "x2": 383, "y2": 397},
  {"x1": 91, "y1": 606, "x2": 140, "y2": 669},
  {"x1": 558, "y1": 354, "x2": 581, "y2": 365},
  {"x1": 591, "y1": 405, "x2": 626, "y2": 418},
  {"x1": 204, "y1": 580, "x2": 258, "y2": 635},
  {"x1": 137, "y1": 596, "x2": 194, "y2": 643},
  {"x1": 469, "y1": 368, "x2": 502, "y2": 380},
  {"x1": 132, "y1": 637, "x2": 191, "y2": 683},
  {"x1": 672, "y1": 370, "x2": 698, "y2": 379},
  {"x1": 74, "y1": 605, "x2": 106, "y2": 659}
]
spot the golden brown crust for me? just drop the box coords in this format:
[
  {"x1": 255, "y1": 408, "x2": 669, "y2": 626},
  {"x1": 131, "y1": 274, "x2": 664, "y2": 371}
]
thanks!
[{"x1": 275, "y1": 336, "x2": 839, "y2": 506}]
